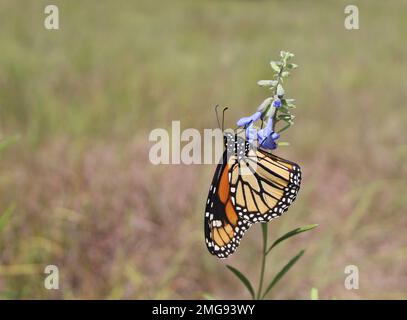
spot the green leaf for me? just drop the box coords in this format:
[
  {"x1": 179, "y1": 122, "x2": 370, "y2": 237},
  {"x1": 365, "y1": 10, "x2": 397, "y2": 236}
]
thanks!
[
  {"x1": 276, "y1": 114, "x2": 294, "y2": 121},
  {"x1": 286, "y1": 63, "x2": 298, "y2": 69},
  {"x1": 284, "y1": 98, "x2": 296, "y2": 107},
  {"x1": 261, "y1": 250, "x2": 305, "y2": 299},
  {"x1": 270, "y1": 61, "x2": 281, "y2": 72},
  {"x1": 278, "y1": 106, "x2": 291, "y2": 114},
  {"x1": 0, "y1": 204, "x2": 15, "y2": 233},
  {"x1": 226, "y1": 265, "x2": 255, "y2": 299},
  {"x1": 277, "y1": 84, "x2": 285, "y2": 96},
  {"x1": 310, "y1": 287, "x2": 319, "y2": 300},
  {"x1": 281, "y1": 71, "x2": 290, "y2": 77},
  {"x1": 280, "y1": 51, "x2": 294, "y2": 62},
  {"x1": 282, "y1": 119, "x2": 294, "y2": 125},
  {"x1": 257, "y1": 80, "x2": 278, "y2": 87},
  {"x1": 266, "y1": 224, "x2": 318, "y2": 255}
]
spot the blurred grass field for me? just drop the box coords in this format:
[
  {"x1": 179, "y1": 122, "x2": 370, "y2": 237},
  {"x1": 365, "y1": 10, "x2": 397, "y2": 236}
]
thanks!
[{"x1": 0, "y1": 0, "x2": 406, "y2": 299}]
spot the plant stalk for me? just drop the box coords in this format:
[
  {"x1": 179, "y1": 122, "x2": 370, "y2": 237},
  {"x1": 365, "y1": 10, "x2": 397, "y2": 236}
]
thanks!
[{"x1": 256, "y1": 224, "x2": 268, "y2": 300}]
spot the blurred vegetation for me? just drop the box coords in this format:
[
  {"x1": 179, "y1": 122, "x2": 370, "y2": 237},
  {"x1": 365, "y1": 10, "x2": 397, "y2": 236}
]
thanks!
[{"x1": 0, "y1": 0, "x2": 406, "y2": 299}]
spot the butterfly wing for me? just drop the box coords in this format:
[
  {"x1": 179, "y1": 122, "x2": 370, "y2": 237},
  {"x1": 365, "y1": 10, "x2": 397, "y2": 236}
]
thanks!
[
  {"x1": 229, "y1": 142, "x2": 301, "y2": 224},
  {"x1": 204, "y1": 151, "x2": 252, "y2": 259}
]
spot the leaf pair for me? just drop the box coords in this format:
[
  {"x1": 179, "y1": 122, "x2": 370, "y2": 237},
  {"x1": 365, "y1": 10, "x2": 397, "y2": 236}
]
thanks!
[{"x1": 226, "y1": 224, "x2": 318, "y2": 299}]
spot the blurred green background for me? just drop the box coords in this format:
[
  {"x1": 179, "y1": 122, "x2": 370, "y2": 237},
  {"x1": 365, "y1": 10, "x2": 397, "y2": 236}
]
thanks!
[{"x1": 0, "y1": 0, "x2": 406, "y2": 299}]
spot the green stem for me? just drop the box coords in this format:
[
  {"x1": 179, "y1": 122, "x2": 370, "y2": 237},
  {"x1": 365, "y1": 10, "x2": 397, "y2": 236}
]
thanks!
[
  {"x1": 272, "y1": 65, "x2": 284, "y2": 132},
  {"x1": 256, "y1": 224, "x2": 268, "y2": 299},
  {"x1": 260, "y1": 65, "x2": 284, "y2": 131}
]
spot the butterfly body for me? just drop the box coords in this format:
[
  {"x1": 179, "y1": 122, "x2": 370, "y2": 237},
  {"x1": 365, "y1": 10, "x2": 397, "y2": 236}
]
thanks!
[{"x1": 204, "y1": 132, "x2": 301, "y2": 259}]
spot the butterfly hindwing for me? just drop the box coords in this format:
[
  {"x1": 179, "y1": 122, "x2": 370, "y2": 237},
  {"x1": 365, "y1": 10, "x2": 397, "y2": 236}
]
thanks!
[
  {"x1": 204, "y1": 151, "x2": 252, "y2": 259},
  {"x1": 228, "y1": 141, "x2": 301, "y2": 223},
  {"x1": 204, "y1": 132, "x2": 301, "y2": 259}
]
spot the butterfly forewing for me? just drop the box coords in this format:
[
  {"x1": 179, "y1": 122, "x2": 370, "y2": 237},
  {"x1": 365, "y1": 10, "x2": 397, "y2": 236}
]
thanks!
[{"x1": 204, "y1": 151, "x2": 252, "y2": 259}]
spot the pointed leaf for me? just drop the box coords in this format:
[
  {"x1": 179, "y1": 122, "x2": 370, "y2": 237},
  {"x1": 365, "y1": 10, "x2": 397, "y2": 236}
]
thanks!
[
  {"x1": 257, "y1": 80, "x2": 278, "y2": 87},
  {"x1": 287, "y1": 63, "x2": 298, "y2": 69},
  {"x1": 278, "y1": 106, "x2": 291, "y2": 114},
  {"x1": 276, "y1": 114, "x2": 294, "y2": 121},
  {"x1": 266, "y1": 224, "x2": 318, "y2": 255},
  {"x1": 261, "y1": 250, "x2": 305, "y2": 299},
  {"x1": 284, "y1": 99, "x2": 296, "y2": 107},
  {"x1": 277, "y1": 84, "x2": 285, "y2": 96},
  {"x1": 226, "y1": 265, "x2": 255, "y2": 299},
  {"x1": 270, "y1": 61, "x2": 281, "y2": 72}
]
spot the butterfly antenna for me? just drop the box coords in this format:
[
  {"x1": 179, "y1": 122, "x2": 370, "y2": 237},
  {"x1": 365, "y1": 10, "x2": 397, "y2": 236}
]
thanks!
[
  {"x1": 222, "y1": 107, "x2": 228, "y2": 132},
  {"x1": 214, "y1": 105, "x2": 221, "y2": 129}
]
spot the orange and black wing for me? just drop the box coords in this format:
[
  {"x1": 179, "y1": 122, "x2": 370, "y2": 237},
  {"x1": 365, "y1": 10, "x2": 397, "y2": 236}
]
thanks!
[
  {"x1": 229, "y1": 144, "x2": 301, "y2": 224},
  {"x1": 204, "y1": 151, "x2": 252, "y2": 259}
]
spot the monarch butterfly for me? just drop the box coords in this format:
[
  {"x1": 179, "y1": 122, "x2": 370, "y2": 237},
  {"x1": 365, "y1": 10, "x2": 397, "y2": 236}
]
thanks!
[{"x1": 204, "y1": 117, "x2": 301, "y2": 259}]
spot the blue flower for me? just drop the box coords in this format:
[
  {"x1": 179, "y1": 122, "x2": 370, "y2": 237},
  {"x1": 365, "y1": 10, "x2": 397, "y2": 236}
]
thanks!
[
  {"x1": 237, "y1": 111, "x2": 262, "y2": 127},
  {"x1": 238, "y1": 112, "x2": 280, "y2": 150},
  {"x1": 273, "y1": 99, "x2": 282, "y2": 108},
  {"x1": 257, "y1": 117, "x2": 273, "y2": 137},
  {"x1": 258, "y1": 131, "x2": 280, "y2": 150},
  {"x1": 257, "y1": 118, "x2": 280, "y2": 150},
  {"x1": 245, "y1": 124, "x2": 257, "y2": 144}
]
